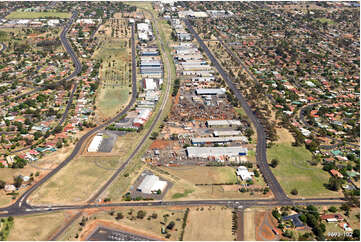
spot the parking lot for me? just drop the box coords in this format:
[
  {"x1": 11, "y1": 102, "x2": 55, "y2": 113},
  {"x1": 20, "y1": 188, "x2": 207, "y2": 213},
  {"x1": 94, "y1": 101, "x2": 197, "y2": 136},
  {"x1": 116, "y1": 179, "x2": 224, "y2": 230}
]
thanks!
[{"x1": 87, "y1": 226, "x2": 154, "y2": 241}]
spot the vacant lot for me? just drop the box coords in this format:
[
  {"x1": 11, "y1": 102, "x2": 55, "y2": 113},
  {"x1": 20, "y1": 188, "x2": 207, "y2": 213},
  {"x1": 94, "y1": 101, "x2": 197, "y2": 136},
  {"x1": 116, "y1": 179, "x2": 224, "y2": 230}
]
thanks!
[
  {"x1": 161, "y1": 166, "x2": 238, "y2": 184},
  {"x1": 153, "y1": 166, "x2": 271, "y2": 201},
  {"x1": 6, "y1": 11, "x2": 71, "y2": 19},
  {"x1": 8, "y1": 212, "x2": 69, "y2": 240},
  {"x1": 59, "y1": 207, "x2": 185, "y2": 241},
  {"x1": 244, "y1": 208, "x2": 256, "y2": 241},
  {"x1": 268, "y1": 143, "x2": 340, "y2": 197},
  {"x1": 183, "y1": 206, "x2": 234, "y2": 241},
  {"x1": 96, "y1": 86, "x2": 130, "y2": 119},
  {"x1": 28, "y1": 156, "x2": 123, "y2": 205}
]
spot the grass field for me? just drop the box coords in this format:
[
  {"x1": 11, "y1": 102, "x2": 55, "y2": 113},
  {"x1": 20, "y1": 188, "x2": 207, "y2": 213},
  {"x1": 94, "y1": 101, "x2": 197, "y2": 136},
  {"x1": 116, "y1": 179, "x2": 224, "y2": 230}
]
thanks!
[
  {"x1": 6, "y1": 11, "x2": 71, "y2": 19},
  {"x1": 183, "y1": 206, "x2": 234, "y2": 241},
  {"x1": 28, "y1": 156, "x2": 123, "y2": 205},
  {"x1": 0, "y1": 30, "x2": 8, "y2": 41},
  {"x1": 315, "y1": 17, "x2": 335, "y2": 24},
  {"x1": 96, "y1": 86, "x2": 130, "y2": 119},
  {"x1": 8, "y1": 212, "x2": 68, "y2": 241},
  {"x1": 267, "y1": 143, "x2": 340, "y2": 197}
]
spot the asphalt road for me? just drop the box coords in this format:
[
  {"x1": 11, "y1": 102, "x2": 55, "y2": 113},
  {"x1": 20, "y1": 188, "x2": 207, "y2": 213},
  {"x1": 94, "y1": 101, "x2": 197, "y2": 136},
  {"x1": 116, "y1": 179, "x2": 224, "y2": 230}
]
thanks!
[
  {"x1": 0, "y1": 197, "x2": 345, "y2": 218},
  {"x1": 183, "y1": 18, "x2": 288, "y2": 202}
]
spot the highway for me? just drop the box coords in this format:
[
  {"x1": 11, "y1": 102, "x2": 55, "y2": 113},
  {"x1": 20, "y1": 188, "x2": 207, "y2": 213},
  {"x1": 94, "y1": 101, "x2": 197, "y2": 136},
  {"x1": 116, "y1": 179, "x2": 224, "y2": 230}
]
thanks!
[{"x1": 183, "y1": 18, "x2": 289, "y2": 202}]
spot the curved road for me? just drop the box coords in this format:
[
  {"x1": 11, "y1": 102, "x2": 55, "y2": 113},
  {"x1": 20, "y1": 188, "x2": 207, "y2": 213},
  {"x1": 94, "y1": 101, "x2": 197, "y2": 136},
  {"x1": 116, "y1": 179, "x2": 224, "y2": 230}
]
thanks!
[{"x1": 183, "y1": 18, "x2": 288, "y2": 201}]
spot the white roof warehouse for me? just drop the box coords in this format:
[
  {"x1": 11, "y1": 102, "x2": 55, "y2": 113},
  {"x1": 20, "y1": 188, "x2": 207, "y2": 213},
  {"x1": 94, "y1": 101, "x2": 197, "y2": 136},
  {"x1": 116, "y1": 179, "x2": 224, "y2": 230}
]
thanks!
[
  {"x1": 191, "y1": 136, "x2": 248, "y2": 145},
  {"x1": 137, "y1": 175, "x2": 167, "y2": 194},
  {"x1": 88, "y1": 134, "x2": 103, "y2": 152},
  {"x1": 186, "y1": 146, "x2": 247, "y2": 158}
]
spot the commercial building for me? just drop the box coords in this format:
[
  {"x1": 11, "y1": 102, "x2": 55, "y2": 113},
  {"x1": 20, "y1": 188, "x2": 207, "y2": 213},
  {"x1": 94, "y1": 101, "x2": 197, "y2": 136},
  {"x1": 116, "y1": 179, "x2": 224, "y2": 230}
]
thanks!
[
  {"x1": 88, "y1": 134, "x2": 103, "y2": 152},
  {"x1": 186, "y1": 146, "x2": 247, "y2": 158},
  {"x1": 137, "y1": 174, "x2": 167, "y2": 194},
  {"x1": 206, "y1": 120, "x2": 242, "y2": 128},
  {"x1": 236, "y1": 166, "x2": 254, "y2": 180}
]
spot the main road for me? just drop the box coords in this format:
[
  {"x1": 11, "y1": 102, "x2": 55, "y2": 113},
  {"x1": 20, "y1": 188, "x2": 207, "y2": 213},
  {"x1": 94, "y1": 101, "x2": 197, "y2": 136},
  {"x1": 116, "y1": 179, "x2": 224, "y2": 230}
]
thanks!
[{"x1": 183, "y1": 18, "x2": 289, "y2": 201}]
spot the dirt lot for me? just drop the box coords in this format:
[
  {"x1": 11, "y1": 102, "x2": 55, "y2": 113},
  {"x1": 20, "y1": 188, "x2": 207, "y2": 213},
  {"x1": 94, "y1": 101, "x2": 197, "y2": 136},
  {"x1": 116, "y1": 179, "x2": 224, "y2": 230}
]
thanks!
[
  {"x1": 183, "y1": 206, "x2": 234, "y2": 241},
  {"x1": 243, "y1": 208, "x2": 256, "y2": 241},
  {"x1": 255, "y1": 209, "x2": 280, "y2": 241}
]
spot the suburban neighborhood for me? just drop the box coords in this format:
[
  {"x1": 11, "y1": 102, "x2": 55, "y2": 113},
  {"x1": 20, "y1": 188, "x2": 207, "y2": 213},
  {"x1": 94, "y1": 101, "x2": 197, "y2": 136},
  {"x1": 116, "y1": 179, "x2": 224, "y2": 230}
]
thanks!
[{"x1": 0, "y1": 1, "x2": 359, "y2": 242}]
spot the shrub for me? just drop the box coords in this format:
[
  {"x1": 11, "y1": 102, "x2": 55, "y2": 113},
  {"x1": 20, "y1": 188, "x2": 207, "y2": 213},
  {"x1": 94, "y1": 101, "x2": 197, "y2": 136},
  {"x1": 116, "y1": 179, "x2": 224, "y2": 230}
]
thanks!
[
  {"x1": 291, "y1": 188, "x2": 298, "y2": 195},
  {"x1": 137, "y1": 210, "x2": 146, "y2": 219}
]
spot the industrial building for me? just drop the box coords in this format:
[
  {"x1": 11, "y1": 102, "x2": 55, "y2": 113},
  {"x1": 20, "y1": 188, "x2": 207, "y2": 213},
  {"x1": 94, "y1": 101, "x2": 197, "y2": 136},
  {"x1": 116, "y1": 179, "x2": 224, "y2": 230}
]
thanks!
[
  {"x1": 137, "y1": 174, "x2": 167, "y2": 194},
  {"x1": 236, "y1": 166, "x2": 254, "y2": 181},
  {"x1": 206, "y1": 119, "x2": 242, "y2": 128},
  {"x1": 196, "y1": 88, "x2": 226, "y2": 96},
  {"x1": 186, "y1": 146, "x2": 248, "y2": 158},
  {"x1": 143, "y1": 78, "x2": 157, "y2": 90},
  {"x1": 88, "y1": 133, "x2": 103, "y2": 152},
  {"x1": 213, "y1": 130, "x2": 242, "y2": 137},
  {"x1": 191, "y1": 136, "x2": 248, "y2": 145}
]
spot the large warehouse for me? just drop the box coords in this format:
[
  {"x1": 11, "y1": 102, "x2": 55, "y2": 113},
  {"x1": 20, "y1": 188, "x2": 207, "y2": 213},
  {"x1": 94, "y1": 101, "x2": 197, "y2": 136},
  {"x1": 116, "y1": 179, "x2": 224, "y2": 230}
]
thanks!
[
  {"x1": 191, "y1": 136, "x2": 248, "y2": 145},
  {"x1": 137, "y1": 174, "x2": 168, "y2": 194},
  {"x1": 186, "y1": 146, "x2": 248, "y2": 158},
  {"x1": 87, "y1": 134, "x2": 103, "y2": 152},
  {"x1": 206, "y1": 119, "x2": 242, "y2": 128}
]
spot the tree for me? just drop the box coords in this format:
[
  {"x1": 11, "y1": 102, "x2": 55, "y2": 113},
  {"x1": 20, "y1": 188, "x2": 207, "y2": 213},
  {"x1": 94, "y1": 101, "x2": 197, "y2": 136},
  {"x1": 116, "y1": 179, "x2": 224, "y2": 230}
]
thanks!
[
  {"x1": 291, "y1": 188, "x2": 298, "y2": 195},
  {"x1": 327, "y1": 177, "x2": 342, "y2": 191},
  {"x1": 328, "y1": 206, "x2": 337, "y2": 213},
  {"x1": 0, "y1": 180, "x2": 5, "y2": 189},
  {"x1": 116, "y1": 212, "x2": 124, "y2": 220},
  {"x1": 13, "y1": 176, "x2": 23, "y2": 188},
  {"x1": 150, "y1": 132, "x2": 159, "y2": 140},
  {"x1": 270, "y1": 159, "x2": 279, "y2": 168},
  {"x1": 353, "y1": 229, "x2": 360, "y2": 240},
  {"x1": 166, "y1": 221, "x2": 175, "y2": 230},
  {"x1": 137, "y1": 210, "x2": 146, "y2": 219}
]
